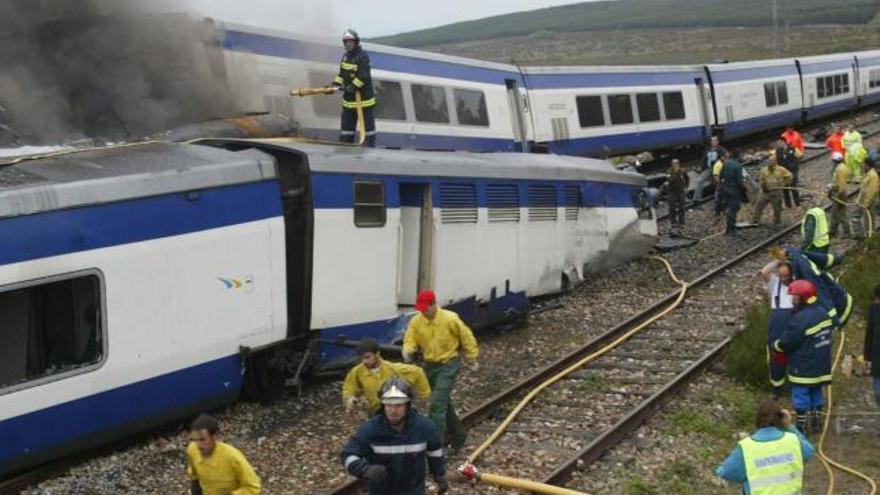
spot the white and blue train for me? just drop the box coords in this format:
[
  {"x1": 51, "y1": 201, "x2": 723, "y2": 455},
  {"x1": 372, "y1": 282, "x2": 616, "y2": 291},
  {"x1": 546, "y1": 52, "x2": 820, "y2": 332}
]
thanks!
[
  {"x1": 0, "y1": 138, "x2": 655, "y2": 476},
  {"x1": 202, "y1": 22, "x2": 880, "y2": 156}
]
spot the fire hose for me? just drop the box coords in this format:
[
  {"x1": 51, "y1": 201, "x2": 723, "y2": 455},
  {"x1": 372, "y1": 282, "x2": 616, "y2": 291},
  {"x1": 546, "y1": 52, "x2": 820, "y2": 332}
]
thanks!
[
  {"x1": 457, "y1": 256, "x2": 687, "y2": 494},
  {"x1": 290, "y1": 86, "x2": 367, "y2": 145}
]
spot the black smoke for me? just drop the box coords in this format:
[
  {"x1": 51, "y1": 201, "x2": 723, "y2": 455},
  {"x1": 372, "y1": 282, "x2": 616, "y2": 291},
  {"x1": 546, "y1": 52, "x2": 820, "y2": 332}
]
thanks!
[{"x1": 0, "y1": 0, "x2": 236, "y2": 145}]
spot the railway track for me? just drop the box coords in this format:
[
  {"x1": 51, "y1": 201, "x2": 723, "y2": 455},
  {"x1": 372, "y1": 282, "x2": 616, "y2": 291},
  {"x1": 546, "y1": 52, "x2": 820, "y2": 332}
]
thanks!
[{"x1": 329, "y1": 119, "x2": 880, "y2": 494}]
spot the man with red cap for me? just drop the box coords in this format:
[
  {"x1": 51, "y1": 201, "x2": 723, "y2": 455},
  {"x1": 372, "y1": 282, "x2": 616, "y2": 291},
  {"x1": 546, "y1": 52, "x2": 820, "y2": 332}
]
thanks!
[
  {"x1": 772, "y1": 279, "x2": 835, "y2": 434},
  {"x1": 402, "y1": 290, "x2": 479, "y2": 451}
]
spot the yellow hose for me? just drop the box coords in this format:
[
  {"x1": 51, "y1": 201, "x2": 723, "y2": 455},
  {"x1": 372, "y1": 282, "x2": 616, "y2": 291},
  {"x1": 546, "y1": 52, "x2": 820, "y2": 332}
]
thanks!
[
  {"x1": 355, "y1": 91, "x2": 367, "y2": 145},
  {"x1": 476, "y1": 472, "x2": 588, "y2": 495},
  {"x1": 460, "y1": 256, "x2": 687, "y2": 493}
]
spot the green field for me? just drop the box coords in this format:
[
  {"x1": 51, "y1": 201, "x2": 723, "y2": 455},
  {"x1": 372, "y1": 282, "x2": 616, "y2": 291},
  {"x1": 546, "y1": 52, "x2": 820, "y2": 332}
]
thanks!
[{"x1": 375, "y1": 0, "x2": 880, "y2": 48}]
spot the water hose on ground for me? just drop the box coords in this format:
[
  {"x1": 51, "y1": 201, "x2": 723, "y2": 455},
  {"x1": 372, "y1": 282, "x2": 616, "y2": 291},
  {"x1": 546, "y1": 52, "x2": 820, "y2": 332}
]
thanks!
[{"x1": 458, "y1": 256, "x2": 687, "y2": 493}]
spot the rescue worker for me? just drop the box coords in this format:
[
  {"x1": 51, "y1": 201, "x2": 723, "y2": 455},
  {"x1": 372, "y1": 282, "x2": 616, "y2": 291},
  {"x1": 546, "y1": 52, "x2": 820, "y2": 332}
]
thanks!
[
  {"x1": 825, "y1": 124, "x2": 846, "y2": 158},
  {"x1": 331, "y1": 29, "x2": 377, "y2": 147},
  {"x1": 828, "y1": 152, "x2": 851, "y2": 239},
  {"x1": 186, "y1": 414, "x2": 262, "y2": 495},
  {"x1": 776, "y1": 139, "x2": 800, "y2": 208},
  {"x1": 760, "y1": 259, "x2": 794, "y2": 397},
  {"x1": 784, "y1": 247, "x2": 853, "y2": 330},
  {"x1": 720, "y1": 150, "x2": 745, "y2": 235},
  {"x1": 712, "y1": 151, "x2": 727, "y2": 218},
  {"x1": 402, "y1": 290, "x2": 479, "y2": 451},
  {"x1": 716, "y1": 398, "x2": 814, "y2": 494},
  {"x1": 843, "y1": 124, "x2": 865, "y2": 182},
  {"x1": 852, "y1": 155, "x2": 879, "y2": 239},
  {"x1": 342, "y1": 338, "x2": 432, "y2": 416},
  {"x1": 781, "y1": 125, "x2": 805, "y2": 157},
  {"x1": 800, "y1": 198, "x2": 830, "y2": 254},
  {"x1": 341, "y1": 378, "x2": 448, "y2": 495},
  {"x1": 751, "y1": 155, "x2": 792, "y2": 227},
  {"x1": 773, "y1": 280, "x2": 835, "y2": 434},
  {"x1": 662, "y1": 158, "x2": 688, "y2": 235},
  {"x1": 862, "y1": 284, "x2": 880, "y2": 407},
  {"x1": 695, "y1": 135, "x2": 726, "y2": 203}
]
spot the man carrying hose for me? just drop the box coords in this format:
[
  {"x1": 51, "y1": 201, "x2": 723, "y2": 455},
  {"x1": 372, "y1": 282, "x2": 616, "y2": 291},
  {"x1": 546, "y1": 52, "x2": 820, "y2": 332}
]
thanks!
[
  {"x1": 773, "y1": 280, "x2": 835, "y2": 434},
  {"x1": 403, "y1": 290, "x2": 479, "y2": 452},
  {"x1": 331, "y1": 29, "x2": 377, "y2": 147}
]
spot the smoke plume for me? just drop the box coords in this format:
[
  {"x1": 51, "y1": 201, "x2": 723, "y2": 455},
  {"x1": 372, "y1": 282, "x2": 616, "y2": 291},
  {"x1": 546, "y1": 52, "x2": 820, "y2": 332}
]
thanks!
[{"x1": 0, "y1": 0, "x2": 236, "y2": 145}]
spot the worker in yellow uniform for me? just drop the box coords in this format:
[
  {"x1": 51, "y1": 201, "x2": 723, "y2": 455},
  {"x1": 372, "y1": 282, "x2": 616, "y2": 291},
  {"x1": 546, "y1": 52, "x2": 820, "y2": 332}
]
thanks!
[
  {"x1": 751, "y1": 155, "x2": 792, "y2": 227},
  {"x1": 828, "y1": 152, "x2": 851, "y2": 239},
  {"x1": 853, "y1": 156, "x2": 879, "y2": 239},
  {"x1": 403, "y1": 290, "x2": 479, "y2": 451},
  {"x1": 712, "y1": 155, "x2": 727, "y2": 218},
  {"x1": 801, "y1": 197, "x2": 830, "y2": 254},
  {"x1": 342, "y1": 338, "x2": 432, "y2": 416},
  {"x1": 186, "y1": 414, "x2": 261, "y2": 495},
  {"x1": 843, "y1": 123, "x2": 865, "y2": 182}
]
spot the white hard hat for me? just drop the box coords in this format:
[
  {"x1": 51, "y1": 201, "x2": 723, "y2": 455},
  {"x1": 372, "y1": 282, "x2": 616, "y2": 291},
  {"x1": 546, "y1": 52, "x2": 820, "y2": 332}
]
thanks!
[
  {"x1": 379, "y1": 378, "x2": 412, "y2": 405},
  {"x1": 831, "y1": 152, "x2": 844, "y2": 162},
  {"x1": 342, "y1": 29, "x2": 359, "y2": 41}
]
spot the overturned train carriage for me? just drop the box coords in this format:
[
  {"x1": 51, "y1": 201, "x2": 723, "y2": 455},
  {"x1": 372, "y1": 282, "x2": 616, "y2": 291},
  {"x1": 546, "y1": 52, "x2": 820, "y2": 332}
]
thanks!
[{"x1": 0, "y1": 140, "x2": 655, "y2": 476}]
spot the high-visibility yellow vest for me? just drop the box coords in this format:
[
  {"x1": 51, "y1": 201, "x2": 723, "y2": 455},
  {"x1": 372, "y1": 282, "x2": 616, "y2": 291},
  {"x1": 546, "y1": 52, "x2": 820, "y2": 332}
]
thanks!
[
  {"x1": 739, "y1": 432, "x2": 804, "y2": 495},
  {"x1": 802, "y1": 207, "x2": 829, "y2": 248}
]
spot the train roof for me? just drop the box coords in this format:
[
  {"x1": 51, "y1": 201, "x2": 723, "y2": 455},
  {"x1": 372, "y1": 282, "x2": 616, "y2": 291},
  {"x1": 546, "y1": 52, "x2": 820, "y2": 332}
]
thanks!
[
  {"x1": 218, "y1": 138, "x2": 646, "y2": 185},
  {"x1": 0, "y1": 142, "x2": 276, "y2": 219}
]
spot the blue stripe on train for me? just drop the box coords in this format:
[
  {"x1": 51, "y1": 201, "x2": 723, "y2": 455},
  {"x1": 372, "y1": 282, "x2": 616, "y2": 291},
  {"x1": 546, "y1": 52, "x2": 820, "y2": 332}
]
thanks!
[
  {"x1": 0, "y1": 355, "x2": 242, "y2": 464},
  {"x1": 0, "y1": 180, "x2": 283, "y2": 267},
  {"x1": 804, "y1": 98, "x2": 859, "y2": 121},
  {"x1": 545, "y1": 125, "x2": 705, "y2": 156},
  {"x1": 721, "y1": 108, "x2": 803, "y2": 140},
  {"x1": 310, "y1": 173, "x2": 644, "y2": 209}
]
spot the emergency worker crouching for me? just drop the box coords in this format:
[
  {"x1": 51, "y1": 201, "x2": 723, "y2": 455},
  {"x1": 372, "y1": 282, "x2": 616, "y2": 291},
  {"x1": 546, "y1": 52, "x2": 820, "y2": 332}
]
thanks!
[{"x1": 342, "y1": 338, "x2": 431, "y2": 416}]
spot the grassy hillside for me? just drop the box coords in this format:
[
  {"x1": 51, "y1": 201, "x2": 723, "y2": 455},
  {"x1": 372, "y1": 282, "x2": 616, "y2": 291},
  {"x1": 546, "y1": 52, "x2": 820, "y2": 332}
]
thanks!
[
  {"x1": 375, "y1": 0, "x2": 880, "y2": 48},
  {"x1": 420, "y1": 25, "x2": 880, "y2": 66}
]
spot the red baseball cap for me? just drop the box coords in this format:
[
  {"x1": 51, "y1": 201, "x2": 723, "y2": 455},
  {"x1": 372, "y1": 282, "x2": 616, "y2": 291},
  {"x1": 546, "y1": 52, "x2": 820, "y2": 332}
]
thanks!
[{"x1": 414, "y1": 290, "x2": 436, "y2": 312}]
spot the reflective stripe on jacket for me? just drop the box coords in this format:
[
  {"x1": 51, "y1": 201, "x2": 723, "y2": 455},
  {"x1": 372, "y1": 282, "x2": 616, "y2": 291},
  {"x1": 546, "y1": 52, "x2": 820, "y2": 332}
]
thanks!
[
  {"x1": 801, "y1": 207, "x2": 829, "y2": 248},
  {"x1": 740, "y1": 432, "x2": 804, "y2": 495}
]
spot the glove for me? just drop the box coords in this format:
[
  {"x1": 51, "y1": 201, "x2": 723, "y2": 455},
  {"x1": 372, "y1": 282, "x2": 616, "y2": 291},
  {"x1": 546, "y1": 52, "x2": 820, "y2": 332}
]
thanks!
[
  {"x1": 344, "y1": 396, "x2": 358, "y2": 413},
  {"x1": 363, "y1": 464, "x2": 388, "y2": 483},
  {"x1": 469, "y1": 361, "x2": 480, "y2": 372},
  {"x1": 435, "y1": 475, "x2": 449, "y2": 493},
  {"x1": 402, "y1": 350, "x2": 415, "y2": 363},
  {"x1": 768, "y1": 246, "x2": 788, "y2": 261},
  {"x1": 191, "y1": 480, "x2": 203, "y2": 495},
  {"x1": 343, "y1": 84, "x2": 356, "y2": 94}
]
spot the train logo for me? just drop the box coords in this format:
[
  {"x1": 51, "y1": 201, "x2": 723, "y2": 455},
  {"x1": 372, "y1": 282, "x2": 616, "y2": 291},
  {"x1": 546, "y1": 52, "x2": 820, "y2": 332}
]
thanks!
[{"x1": 217, "y1": 275, "x2": 255, "y2": 293}]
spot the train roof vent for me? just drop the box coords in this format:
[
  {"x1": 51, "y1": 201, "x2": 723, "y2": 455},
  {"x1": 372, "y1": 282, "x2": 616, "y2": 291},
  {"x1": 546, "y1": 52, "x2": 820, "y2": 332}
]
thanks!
[
  {"x1": 440, "y1": 183, "x2": 478, "y2": 224},
  {"x1": 487, "y1": 184, "x2": 519, "y2": 223}
]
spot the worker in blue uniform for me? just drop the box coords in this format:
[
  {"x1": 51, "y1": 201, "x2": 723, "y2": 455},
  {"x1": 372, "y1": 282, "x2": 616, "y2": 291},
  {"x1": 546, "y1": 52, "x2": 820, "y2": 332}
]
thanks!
[
  {"x1": 717, "y1": 398, "x2": 814, "y2": 494},
  {"x1": 341, "y1": 378, "x2": 448, "y2": 495},
  {"x1": 331, "y1": 29, "x2": 377, "y2": 147},
  {"x1": 760, "y1": 259, "x2": 794, "y2": 397},
  {"x1": 772, "y1": 280, "x2": 835, "y2": 434},
  {"x1": 720, "y1": 150, "x2": 745, "y2": 235},
  {"x1": 784, "y1": 247, "x2": 853, "y2": 329}
]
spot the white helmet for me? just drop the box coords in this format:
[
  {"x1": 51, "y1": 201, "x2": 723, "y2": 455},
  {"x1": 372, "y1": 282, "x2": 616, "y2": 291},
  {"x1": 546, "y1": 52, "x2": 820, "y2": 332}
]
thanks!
[
  {"x1": 379, "y1": 378, "x2": 412, "y2": 405},
  {"x1": 831, "y1": 151, "x2": 844, "y2": 163},
  {"x1": 342, "y1": 29, "x2": 360, "y2": 43}
]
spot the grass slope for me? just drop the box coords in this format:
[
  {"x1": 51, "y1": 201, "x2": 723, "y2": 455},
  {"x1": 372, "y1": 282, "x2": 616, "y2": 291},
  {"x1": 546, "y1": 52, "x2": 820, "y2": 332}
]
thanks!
[{"x1": 375, "y1": 0, "x2": 880, "y2": 48}]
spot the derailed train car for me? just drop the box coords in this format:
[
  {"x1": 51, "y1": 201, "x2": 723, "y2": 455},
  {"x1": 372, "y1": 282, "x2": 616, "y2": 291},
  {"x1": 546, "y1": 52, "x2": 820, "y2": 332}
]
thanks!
[{"x1": 0, "y1": 140, "x2": 655, "y2": 476}]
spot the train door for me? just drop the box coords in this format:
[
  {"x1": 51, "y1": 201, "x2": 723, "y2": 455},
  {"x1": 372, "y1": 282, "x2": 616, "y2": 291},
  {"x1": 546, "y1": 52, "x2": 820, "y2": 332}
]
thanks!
[
  {"x1": 505, "y1": 79, "x2": 531, "y2": 152},
  {"x1": 397, "y1": 183, "x2": 434, "y2": 306},
  {"x1": 695, "y1": 77, "x2": 713, "y2": 140}
]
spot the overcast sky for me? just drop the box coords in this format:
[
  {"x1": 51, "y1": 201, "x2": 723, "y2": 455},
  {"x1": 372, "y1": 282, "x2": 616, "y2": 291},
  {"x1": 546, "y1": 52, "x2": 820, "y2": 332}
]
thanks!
[{"x1": 185, "y1": 0, "x2": 595, "y2": 37}]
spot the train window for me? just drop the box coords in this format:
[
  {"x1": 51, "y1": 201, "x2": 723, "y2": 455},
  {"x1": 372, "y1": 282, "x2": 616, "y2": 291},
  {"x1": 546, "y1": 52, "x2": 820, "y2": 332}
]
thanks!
[
  {"x1": 487, "y1": 184, "x2": 520, "y2": 222},
  {"x1": 353, "y1": 181, "x2": 386, "y2": 227},
  {"x1": 764, "y1": 83, "x2": 778, "y2": 107},
  {"x1": 607, "y1": 94, "x2": 634, "y2": 125},
  {"x1": 563, "y1": 185, "x2": 580, "y2": 221},
  {"x1": 834, "y1": 74, "x2": 843, "y2": 95},
  {"x1": 0, "y1": 272, "x2": 104, "y2": 393},
  {"x1": 776, "y1": 82, "x2": 789, "y2": 105},
  {"x1": 309, "y1": 71, "x2": 341, "y2": 118},
  {"x1": 528, "y1": 185, "x2": 558, "y2": 221},
  {"x1": 412, "y1": 84, "x2": 450, "y2": 124},
  {"x1": 636, "y1": 93, "x2": 661, "y2": 123},
  {"x1": 818, "y1": 74, "x2": 848, "y2": 99},
  {"x1": 662, "y1": 92, "x2": 685, "y2": 120},
  {"x1": 374, "y1": 80, "x2": 406, "y2": 121},
  {"x1": 454, "y1": 89, "x2": 490, "y2": 127},
  {"x1": 817, "y1": 77, "x2": 826, "y2": 98},
  {"x1": 842, "y1": 74, "x2": 850, "y2": 93},
  {"x1": 440, "y1": 183, "x2": 478, "y2": 224},
  {"x1": 575, "y1": 96, "x2": 604, "y2": 127}
]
